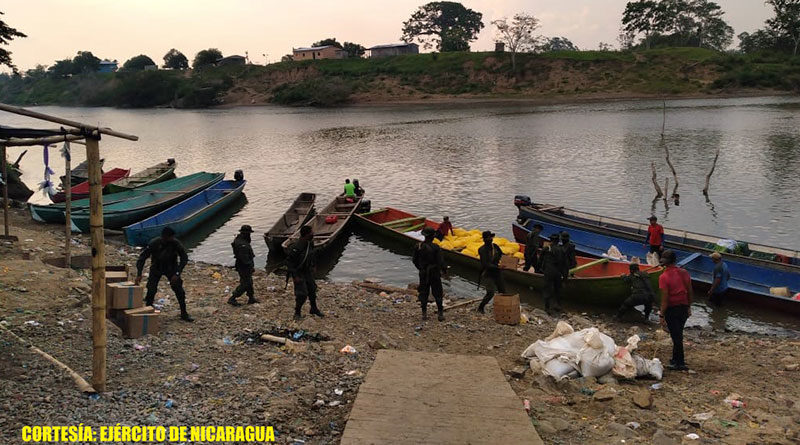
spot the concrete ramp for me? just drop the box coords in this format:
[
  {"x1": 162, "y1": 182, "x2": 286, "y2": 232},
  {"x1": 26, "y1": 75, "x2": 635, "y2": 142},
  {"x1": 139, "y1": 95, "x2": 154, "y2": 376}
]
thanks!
[{"x1": 341, "y1": 350, "x2": 543, "y2": 445}]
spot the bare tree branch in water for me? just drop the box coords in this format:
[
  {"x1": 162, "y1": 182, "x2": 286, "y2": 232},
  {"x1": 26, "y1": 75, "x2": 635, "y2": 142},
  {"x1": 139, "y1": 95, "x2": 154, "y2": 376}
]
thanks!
[
  {"x1": 651, "y1": 162, "x2": 663, "y2": 198},
  {"x1": 661, "y1": 100, "x2": 666, "y2": 139},
  {"x1": 662, "y1": 141, "x2": 679, "y2": 199},
  {"x1": 703, "y1": 147, "x2": 721, "y2": 196}
]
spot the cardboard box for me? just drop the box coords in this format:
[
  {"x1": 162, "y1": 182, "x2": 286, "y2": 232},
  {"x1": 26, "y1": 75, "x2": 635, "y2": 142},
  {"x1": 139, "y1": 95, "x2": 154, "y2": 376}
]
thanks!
[
  {"x1": 106, "y1": 282, "x2": 144, "y2": 310},
  {"x1": 121, "y1": 306, "x2": 160, "y2": 338},
  {"x1": 499, "y1": 254, "x2": 519, "y2": 270},
  {"x1": 105, "y1": 265, "x2": 131, "y2": 283},
  {"x1": 494, "y1": 293, "x2": 520, "y2": 326}
]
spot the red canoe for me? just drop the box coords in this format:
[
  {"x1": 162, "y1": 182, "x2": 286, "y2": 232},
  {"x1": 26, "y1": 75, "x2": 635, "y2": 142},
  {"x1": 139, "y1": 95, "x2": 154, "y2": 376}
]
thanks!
[{"x1": 50, "y1": 168, "x2": 130, "y2": 203}]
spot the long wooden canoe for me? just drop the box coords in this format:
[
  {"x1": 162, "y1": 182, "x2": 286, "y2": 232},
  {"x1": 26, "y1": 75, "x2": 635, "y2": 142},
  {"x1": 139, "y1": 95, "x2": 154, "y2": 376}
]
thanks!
[
  {"x1": 281, "y1": 196, "x2": 362, "y2": 253},
  {"x1": 355, "y1": 207, "x2": 663, "y2": 307},
  {"x1": 106, "y1": 159, "x2": 177, "y2": 194},
  {"x1": 123, "y1": 179, "x2": 246, "y2": 246},
  {"x1": 60, "y1": 158, "x2": 104, "y2": 187},
  {"x1": 30, "y1": 173, "x2": 218, "y2": 225},
  {"x1": 263, "y1": 192, "x2": 316, "y2": 251},
  {"x1": 514, "y1": 200, "x2": 800, "y2": 312},
  {"x1": 49, "y1": 168, "x2": 130, "y2": 203},
  {"x1": 68, "y1": 172, "x2": 225, "y2": 233}
]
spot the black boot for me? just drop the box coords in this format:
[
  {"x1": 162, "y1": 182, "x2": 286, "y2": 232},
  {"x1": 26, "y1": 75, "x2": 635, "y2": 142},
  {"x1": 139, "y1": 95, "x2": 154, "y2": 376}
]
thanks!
[
  {"x1": 437, "y1": 308, "x2": 444, "y2": 322},
  {"x1": 227, "y1": 296, "x2": 241, "y2": 306},
  {"x1": 247, "y1": 297, "x2": 260, "y2": 304},
  {"x1": 477, "y1": 304, "x2": 485, "y2": 314},
  {"x1": 422, "y1": 308, "x2": 428, "y2": 321},
  {"x1": 310, "y1": 308, "x2": 325, "y2": 317},
  {"x1": 180, "y1": 312, "x2": 194, "y2": 322}
]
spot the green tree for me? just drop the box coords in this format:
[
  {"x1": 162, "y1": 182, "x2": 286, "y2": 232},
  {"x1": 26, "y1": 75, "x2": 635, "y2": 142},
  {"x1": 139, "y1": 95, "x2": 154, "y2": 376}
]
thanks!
[
  {"x1": 193, "y1": 48, "x2": 222, "y2": 69},
  {"x1": 342, "y1": 42, "x2": 366, "y2": 58},
  {"x1": 622, "y1": 1, "x2": 667, "y2": 49},
  {"x1": 312, "y1": 38, "x2": 343, "y2": 48},
  {"x1": 0, "y1": 11, "x2": 26, "y2": 72},
  {"x1": 163, "y1": 48, "x2": 189, "y2": 69},
  {"x1": 492, "y1": 13, "x2": 541, "y2": 69},
  {"x1": 401, "y1": 2, "x2": 484, "y2": 52},
  {"x1": 122, "y1": 54, "x2": 156, "y2": 71},
  {"x1": 766, "y1": 0, "x2": 800, "y2": 56},
  {"x1": 72, "y1": 51, "x2": 101, "y2": 73},
  {"x1": 24, "y1": 64, "x2": 46, "y2": 79},
  {"x1": 47, "y1": 59, "x2": 74, "y2": 77},
  {"x1": 540, "y1": 36, "x2": 580, "y2": 51}
]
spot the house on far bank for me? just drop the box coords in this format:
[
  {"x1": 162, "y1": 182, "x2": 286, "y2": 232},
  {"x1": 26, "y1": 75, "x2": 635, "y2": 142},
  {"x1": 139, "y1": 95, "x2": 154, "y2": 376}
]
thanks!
[
  {"x1": 292, "y1": 46, "x2": 346, "y2": 61},
  {"x1": 217, "y1": 55, "x2": 246, "y2": 66},
  {"x1": 97, "y1": 60, "x2": 118, "y2": 73},
  {"x1": 367, "y1": 43, "x2": 419, "y2": 58}
]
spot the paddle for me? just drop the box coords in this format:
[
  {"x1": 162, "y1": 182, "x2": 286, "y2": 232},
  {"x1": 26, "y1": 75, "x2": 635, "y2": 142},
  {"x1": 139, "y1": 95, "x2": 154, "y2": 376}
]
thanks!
[{"x1": 569, "y1": 258, "x2": 609, "y2": 275}]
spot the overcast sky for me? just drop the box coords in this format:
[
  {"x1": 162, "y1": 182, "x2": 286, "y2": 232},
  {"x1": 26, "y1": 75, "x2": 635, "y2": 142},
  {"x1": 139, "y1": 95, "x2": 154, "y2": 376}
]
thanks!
[{"x1": 1, "y1": 0, "x2": 774, "y2": 71}]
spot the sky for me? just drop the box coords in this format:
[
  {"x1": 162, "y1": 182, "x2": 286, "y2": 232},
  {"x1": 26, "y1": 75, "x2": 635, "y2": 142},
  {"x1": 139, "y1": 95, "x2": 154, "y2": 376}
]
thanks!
[{"x1": 1, "y1": 0, "x2": 774, "y2": 72}]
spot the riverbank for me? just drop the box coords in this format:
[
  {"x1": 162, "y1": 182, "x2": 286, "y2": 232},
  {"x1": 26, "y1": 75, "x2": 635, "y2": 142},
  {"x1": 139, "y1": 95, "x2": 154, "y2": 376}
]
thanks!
[
  {"x1": 1, "y1": 207, "x2": 799, "y2": 445},
  {"x1": 2, "y1": 48, "x2": 799, "y2": 108}
]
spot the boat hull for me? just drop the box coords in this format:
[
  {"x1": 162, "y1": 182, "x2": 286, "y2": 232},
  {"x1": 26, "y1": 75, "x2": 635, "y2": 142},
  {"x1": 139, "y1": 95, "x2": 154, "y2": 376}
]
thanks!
[
  {"x1": 50, "y1": 168, "x2": 131, "y2": 203},
  {"x1": 355, "y1": 208, "x2": 662, "y2": 307},
  {"x1": 264, "y1": 192, "x2": 317, "y2": 252},
  {"x1": 69, "y1": 172, "x2": 225, "y2": 232},
  {"x1": 106, "y1": 161, "x2": 177, "y2": 194},
  {"x1": 514, "y1": 206, "x2": 800, "y2": 313},
  {"x1": 124, "y1": 180, "x2": 245, "y2": 246},
  {"x1": 281, "y1": 196, "x2": 361, "y2": 254}
]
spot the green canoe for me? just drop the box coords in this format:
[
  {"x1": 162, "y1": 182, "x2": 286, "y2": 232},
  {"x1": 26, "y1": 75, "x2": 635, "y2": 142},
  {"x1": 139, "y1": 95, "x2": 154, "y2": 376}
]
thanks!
[
  {"x1": 30, "y1": 173, "x2": 221, "y2": 225},
  {"x1": 69, "y1": 172, "x2": 224, "y2": 233},
  {"x1": 105, "y1": 159, "x2": 177, "y2": 194}
]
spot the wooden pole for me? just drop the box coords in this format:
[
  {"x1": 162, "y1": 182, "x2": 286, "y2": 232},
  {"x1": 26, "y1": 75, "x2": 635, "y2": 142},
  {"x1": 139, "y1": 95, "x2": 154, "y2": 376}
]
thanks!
[
  {"x1": 1, "y1": 144, "x2": 9, "y2": 237},
  {"x1": 0, "y1": 103, "x2": 138, "y2": 141},
  {"x1": 702, "y1": 147, "x2": 720, "y2": 196},
  {"x1": 86, "y1": 135, "x2": 107, "y2": 392},
  {"x1": 64, "y1": 141, "x2": 71, "y2": 274},
  {"x1": 1, "y1": 134, "x2": 85, "y2": 147}
]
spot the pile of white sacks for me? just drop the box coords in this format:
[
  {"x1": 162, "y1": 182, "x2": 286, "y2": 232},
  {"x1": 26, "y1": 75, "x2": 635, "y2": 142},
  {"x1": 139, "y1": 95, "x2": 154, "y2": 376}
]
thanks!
[{"x1": 521, "y1": 321, "x2": 663, "y2": 381}]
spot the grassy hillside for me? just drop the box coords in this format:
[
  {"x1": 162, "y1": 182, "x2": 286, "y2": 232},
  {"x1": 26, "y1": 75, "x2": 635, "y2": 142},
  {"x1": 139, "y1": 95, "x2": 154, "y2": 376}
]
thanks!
[{"x1": 1, "y1": 48, "x2": 798, "y2": 108}]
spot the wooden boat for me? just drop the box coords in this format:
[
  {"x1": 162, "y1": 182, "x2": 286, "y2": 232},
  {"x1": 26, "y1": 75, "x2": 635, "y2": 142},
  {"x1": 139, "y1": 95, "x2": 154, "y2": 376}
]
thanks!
[
  {"x1": 60, "y1": 158, "x2": 104, "y2": 187},
  {"x1": 105, "y1": 159, "x2": 177, "y2": 194},
  {"x1": 281, "y1": 196, "x2": 362, "y2": 253},
  {"x1": 49, "y1": 168, "x2": 130, "y2": 203},
  {"x1": 31, "y1": 173, "x2": 218, "y2": 224},
  {"x1": 263, "y1": 192, "x2": 316, "y2": 251},
  {"x1": 68, "y1": 172, "x2": 225, "y2": 233},
  {"x1": 123, "y1": 179, "x2": 246, "y2": 246},
  {"x1": 513, "y1": 200, "x2": 800, "y2": 313},
  {"x1": 355, "y1": 207, "x2": 663, "y2": 307}
]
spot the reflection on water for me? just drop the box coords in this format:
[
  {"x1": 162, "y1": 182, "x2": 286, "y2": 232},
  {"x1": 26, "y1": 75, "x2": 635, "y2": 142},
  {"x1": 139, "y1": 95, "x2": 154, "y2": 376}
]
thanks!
[{"x1": 6, "y1": 96, "x2": 800, "y2": 335}]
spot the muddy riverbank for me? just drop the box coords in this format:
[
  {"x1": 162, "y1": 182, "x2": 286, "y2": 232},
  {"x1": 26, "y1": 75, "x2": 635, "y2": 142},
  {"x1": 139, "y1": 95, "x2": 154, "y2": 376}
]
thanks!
[{"x1": 1, "y1": 207, "x2": 799, "y2": 444}]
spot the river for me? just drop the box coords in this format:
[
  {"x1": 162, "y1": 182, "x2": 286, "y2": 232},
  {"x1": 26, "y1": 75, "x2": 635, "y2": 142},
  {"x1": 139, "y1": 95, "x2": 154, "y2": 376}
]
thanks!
[{"x1": 7, "y1": 96, "x2": 800, "y2": 335}]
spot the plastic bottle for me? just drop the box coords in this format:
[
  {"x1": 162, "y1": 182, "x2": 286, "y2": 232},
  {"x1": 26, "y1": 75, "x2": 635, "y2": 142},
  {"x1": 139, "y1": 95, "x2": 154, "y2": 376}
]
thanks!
[{"x1": 523, "y1": 399, "x2": 531, "y2": 414}]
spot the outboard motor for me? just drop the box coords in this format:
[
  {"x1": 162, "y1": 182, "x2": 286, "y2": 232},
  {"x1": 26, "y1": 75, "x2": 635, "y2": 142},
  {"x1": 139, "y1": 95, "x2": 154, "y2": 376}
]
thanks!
[
  {"x1": 358, "y1": 199, "x2": 371, "y2": 213},
  {"x1": 514, "y1": 195, "x2": 531, "y2": 208},
  {"x1": 234, "y1": 169, "x2": 244, "y2": 182}
]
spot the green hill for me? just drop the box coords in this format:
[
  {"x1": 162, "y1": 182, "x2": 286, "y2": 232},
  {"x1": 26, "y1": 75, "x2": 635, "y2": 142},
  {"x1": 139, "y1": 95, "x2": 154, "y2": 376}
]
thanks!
[{"x1": 1, "y1": 48, "x2": 798, "y2": 108}]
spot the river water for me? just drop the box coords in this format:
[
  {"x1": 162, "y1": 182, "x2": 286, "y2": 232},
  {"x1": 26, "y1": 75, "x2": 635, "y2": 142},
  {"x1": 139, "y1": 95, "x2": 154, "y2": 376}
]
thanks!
[{"x1": 7, "y1": 97, "x2": 800, "y2": 335}]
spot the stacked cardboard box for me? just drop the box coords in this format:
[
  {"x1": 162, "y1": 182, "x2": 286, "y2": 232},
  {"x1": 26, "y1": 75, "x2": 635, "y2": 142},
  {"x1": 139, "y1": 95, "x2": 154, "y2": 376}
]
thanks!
[
  {"x1": 494, "y1": 293, "x2": 520, "y2": 326},
  {"x1": 120, "y1": 306, "x2": 160, "y2": 338},
  {"x1": 104, "y1": 266, "x2": 160, "y2": 338}
]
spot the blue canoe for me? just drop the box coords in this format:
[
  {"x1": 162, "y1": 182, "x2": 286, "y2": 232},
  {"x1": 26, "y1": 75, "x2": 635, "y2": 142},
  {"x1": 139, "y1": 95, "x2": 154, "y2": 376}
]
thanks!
[
  {"x1": 512, "y1": 201, "x2": 800, "y2": 314},
  {"x1": 123, "y1": 179, "x2": 246, "y2": 246}
]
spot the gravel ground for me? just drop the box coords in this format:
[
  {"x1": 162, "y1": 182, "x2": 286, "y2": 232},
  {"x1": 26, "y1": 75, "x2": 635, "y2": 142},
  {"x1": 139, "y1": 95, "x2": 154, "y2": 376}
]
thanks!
[{"x1": 1, "y1": 207, "x2": 799, "y2": 445}]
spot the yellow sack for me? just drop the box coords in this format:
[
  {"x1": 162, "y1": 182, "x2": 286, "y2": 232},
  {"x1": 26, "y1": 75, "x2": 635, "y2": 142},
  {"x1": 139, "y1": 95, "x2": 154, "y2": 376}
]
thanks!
[
  {"x1": 466, "y1": 242, "x2": 484, "y2": 252},
  {"x1": 453, "y1": 228, "x2": 468, "y2": 237},
  {"x1": 439, "y1": 240, "x2": 454, "y2": 250},
  {"x1": 500, "y1": 244, "x2": 519, "y2": 255},
  {"x1": 468, "y1": 229, "x2": 481, "y2": 236},
  {"x1": 433, "y1": 238, "x2": 442, "y2": 245},
  {"x1": 513, "y1": 252, "x2": 525, "y2": 260},
  {"x1": 494, "y1": 238, "x2": 508, "y2": 246},
  {"x1": 452, "y1": 238, "x2": 468, "y2": 249}
]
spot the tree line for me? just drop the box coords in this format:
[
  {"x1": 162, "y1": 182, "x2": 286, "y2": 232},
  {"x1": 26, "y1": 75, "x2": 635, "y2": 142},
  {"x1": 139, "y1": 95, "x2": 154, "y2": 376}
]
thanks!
[{"x1": 2, "y1": 1, "x2": 799, "y2": 76}]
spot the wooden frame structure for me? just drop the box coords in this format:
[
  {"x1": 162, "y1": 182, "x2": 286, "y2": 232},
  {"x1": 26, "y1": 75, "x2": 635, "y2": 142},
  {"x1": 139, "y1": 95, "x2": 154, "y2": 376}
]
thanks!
[{"x1": 0, "y1": 102, "x2": 138, "y2": 392}]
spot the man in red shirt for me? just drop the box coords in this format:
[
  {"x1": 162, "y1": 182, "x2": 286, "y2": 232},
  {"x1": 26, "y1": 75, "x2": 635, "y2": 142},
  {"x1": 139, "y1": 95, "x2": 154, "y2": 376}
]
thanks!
[
  {"x1": 658, "y1": 249, "x2": 693, "y2": 371},
  {"x1": 436, "y1": 216, "x2": 454, "y2": 241},
  {"x1": 645, "y1": 216, "x2": 664, "y2": 254}
]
